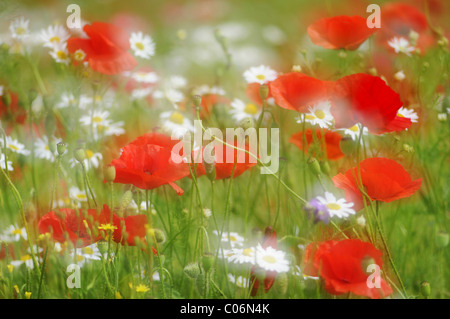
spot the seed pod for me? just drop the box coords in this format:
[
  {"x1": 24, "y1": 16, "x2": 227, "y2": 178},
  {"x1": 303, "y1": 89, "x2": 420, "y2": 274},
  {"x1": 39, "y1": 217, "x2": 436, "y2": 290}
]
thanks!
[
  {"x1": 56, "y1": 142, "x2": 66, "y2": 156},
  {"x1": 202, "y1": 252, "x2": 215, "y2": 273},
  {"x1": 184, "y1": 262, "x2": 201, "y2": 279},
  {"x1": 320, "y1": 161, "x2": 330, "y2": 176},
  {"x1": 307, "y1": 157, "x2": 321, "y2": 175},
  {"x1": 195, "y1": 272, "x2": 209, "y2": 296},
  {"x1": 420, "y1": 281, "x2": 431, "y2": 298},
  {"x1": 148, "y1": 228, "x2": 166, "y2": 244},
  {"x1": 104, "y1": 165, "x2": 116, "y2": 182},
  {"x1": 74, "y1": 148, "x2": 85, "y2": 163}
]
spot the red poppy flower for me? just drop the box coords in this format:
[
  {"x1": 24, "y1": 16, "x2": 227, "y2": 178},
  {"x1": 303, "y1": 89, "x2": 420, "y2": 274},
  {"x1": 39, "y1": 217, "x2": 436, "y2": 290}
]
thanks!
[
  {"x1": 330, "y1": 73, "x2": 405, "y2": 134},
  {"x1": 270, "y1": 72, "x2": 332, "y2": 112},
  {"x1": 67, "y1": 22, "x2": 137, "y2": 75},
  {"x1": 0, "y1": 91, "x2": 26, "y2": 125},
  {"x1": 250, "y1": 226, "x2": 278, "y2": 296},
  {"x1": 194, "y1": 140, "x2": 258, "y2": 180},
  {"x1": 290, "y1": 129, "x2": 345, "y2": 161},
  {"x1": 304, "y1": 239, "x2": 393, "y2": 299},
  {"x1": 307, "y1": 15, "x2": 377, "y2": 50},
  {"x1": 110, "y1": 132, "x2": 190, "y2": 195},
  {"x1": 246, "y1": 82, "x2": 272, "y2": 106},
  {"x1": 38, "y1": 204, "x2": 148, "y2": 247},
  {"x1": 332, "y1": 157, "x2": 422, "y2": 211}
]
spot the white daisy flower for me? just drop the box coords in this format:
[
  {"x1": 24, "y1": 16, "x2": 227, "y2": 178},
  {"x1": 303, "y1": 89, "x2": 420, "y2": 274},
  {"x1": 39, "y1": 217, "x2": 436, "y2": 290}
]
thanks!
[
  {"x1": 243, "y1": 65, "x2": 278, "y2": 85},
  {"x1": 34, "y1": 136, "x2": 63, "y2": 162},
  {"x1": 213, "y1": 230, "x2": 245, "y2": 248},
  {"x1": 128, "y1": 71, "x2": 159, "y2": 84},
  {"x1": 0, "y1": 225, "x2": 27, "y2": 242},
  {"x1": 397, "y1": 107, "x2": 419, "y2": 123},
  {"x1": 130, "y1": 32, "x2": 155, "y2": 59},
  {"x1": 297, "y1": 100, "x2": 334, "y2": 128},
  {"x1": 79, "y1": 110, "x2": 110, "y2": 128},
  {"x1": 73, "y1": 49, "x2": 86, "y2": 62},
  {"x1": 343, "y1": 123, "x2": 369, "y2": 141},
  {"x1": 40, "y1": 24, "x2": 70, "y2": 48},
  {"x1": 203, "y1": 208, "x2": 212, "y2": 218},
  {"x1": 9, "y1": 17, "x2": 30, "y2": 40},
  {"x1": 102, "y1": 121, "x2": 125, "y2": 137},
  {"x1": 0, "y1": 153, "x2": 13, "y2": 171},
  {"x1": 160, "y1": 111, "x2": 194, "y2": 139},
  {"x1": 56, "y1": 92, "x2": 78, "y2": 108},
  {"x1": 49, "y1": 42, "x2": 71, "y2": 65},
  {"x1": 255, "y1": 244, "x2": 289, "y2": 273},
  {"x1": 192, "y1": 85, "x2": 226, "y2": 96},
  {"x1": 131, "y1": 87, "x2": 153, "y2": 100},
  {"x1": 70, "y1": 244, "x2": 102, "y2": 266},
  {"x1": 388, "y1": 37, "x2": 415, "y2": 56},
  {"x1": 227, "y1": 247, "x2": 256, "y2": 265},
  {"x1": 228, "y1": 274, "x2": 250, "y2": 288},
  {"x1": 1, "y1": 136, "x2": 30, "y2": 155},
  {"x1": 10, "y1": 254, "x2": 40, "y2": 269},
  {"x1": 70, "y1": 149, "x2": 103, "y2": 169},
  {"x1": 168, "y1": 75, "x2": 187, "y2": 89},
  {"x1": 356, "y1": 215, "x2": 366, "y2": 227},
  {"x1": 316, "y1": 192, "x2": 355, "y2": 219},
  {"x1": 69, "y1": 186, "x2": 88, "y2": 202},
  {"x1": 437, "y1": 113, "x2": 447, "y2": 121},
  {"x1": 229, "y1": 98, "x2": 261, "y2": 122}
]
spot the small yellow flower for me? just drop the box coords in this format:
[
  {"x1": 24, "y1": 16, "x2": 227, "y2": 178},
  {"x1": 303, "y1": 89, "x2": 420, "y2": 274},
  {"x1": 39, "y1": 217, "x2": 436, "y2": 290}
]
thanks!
[
  {"x1": 135, "y1": 284, "x2": 150, "y2": 293},
  {"x1": 7, "y1": 264, "x2": 14, "y2": 273},
  {"x1": 13, "y1": 285, "x2": 20, "y2": 294},
  {"x1": 25, "y1": 291, "x2": 32, "y2": 299},
  {"x1": 98, "y1": 224, "x2": 117, "y2": 231},
  {"x1": 115, "y1": 291, "x2": 123, "y2": 299}
]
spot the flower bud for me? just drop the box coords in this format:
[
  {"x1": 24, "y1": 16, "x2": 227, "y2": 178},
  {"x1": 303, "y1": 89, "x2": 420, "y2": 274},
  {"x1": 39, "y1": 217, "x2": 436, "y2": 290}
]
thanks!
[
  {"x1": 420, "y1": 281, "x2": 431, "y2": 298},
  {"x1": 104, "y1": 165, "x2": 116, "y2": 183},
  {"x1": 56, "y1": 142, "x2": 66, "y2": 156},
  {"x1": 320, "y1": 161, "x2": 330, "y2": 176},
  {"x1": 193, "y1": 95, "x2": 202, "y2": 110},
  {"x1": 202, "y1": 252, "x2": 215, "y2": 273},
  {"x1": 238, "y1": 117, "x2": 255, "y2": 131},
  {"x1": 195, "y1": 272, "x2": 209, "y2": 296},
  {"x1": 259, "y1": 84, "x2": 269, "y2": 101},
  {"x1": 203, "y1": 159, "x2": 216, "y2": 182},
  {"x1": 74, "y1": 148, "x2": 85, "y2": 163},
  {"x1": 184, "y1": 262, "x2": 201, "y2": 279},
  {"x1": 368, "y1": 67, "x2": 378, "y2": 76},
  {"x1": 435, "y1": 232, "x2": 449, "y2": 248},
  {"x1": 307, "y1": 157, "x2": 321, "y2": 175},
  {"x1": 148, "y1": 228, "x2": 166, "y2": 244}
]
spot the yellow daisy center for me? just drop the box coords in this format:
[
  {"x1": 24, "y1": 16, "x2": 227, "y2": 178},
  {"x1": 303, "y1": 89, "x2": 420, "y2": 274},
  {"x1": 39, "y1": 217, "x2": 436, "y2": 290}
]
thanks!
[
  {"x1": 169, "y1": 111, "x2": 185, "y2": 125},
  {"x1": 50, "y1": 36, "x2": 60, "y2": 43},
  {"x1": 263, "y1": 255, "x2": 277, "y2": 264},
  {"x1": 20, "y1": 254, "x2": 32, "y2": 261},
  {"x1": 16, "y1": 27, "x2": 26, "y2": 35},
  {"x1": 92, "y1": 116, "x2": 103, "y2": 123},
  {"x1": 83, "y1": 247, "x2": 94, "y2": 255},
  {"x1": 85, "y1": 149, "x2": 94, "y2": 159},
  {"x1": 349, "y1": 125, "x2": 359, "y2": 132},
  {"x1": 45, "y1": 145, "x2": 50, "y2": 151},
  {"x1": 57, "y1": 50, "x2": 67, "y2": 60},
  {"x1": 11, "y1": 228, "x2": 22, "y2": 236},
  {"x1": 243, "y1": 248, "x2": 253, "y2": 256},
  {"x1": 74, "y1": 50, "x2": 86, "y2": 61},
  {"x1": 135, "y1": 42, "x2": 145, "y2": 51},
  {"x1": 327, "y1": 203, "x2": 341, "y2": 210},
  {"x1": 314, "y1": 110, "x2": 326, "y2": 119},
  {"x1": 76, "y1": 255, "x2": 85, "y2": 262},
  {"x1": 228, "y1": 235, "x2": 237, "y2": 242},
  {"x1": 8, "y1": 144, "x2": 19, "y2": 151},
  {"x1": 256, "y1": 74, "x2": 266, "y2": 81},
  {"x1": 244, "y1": 103, "x2": 258, "y2": 115},
  {"x1": 76, "y1": 194, "x2": 87, "y2": 200}
]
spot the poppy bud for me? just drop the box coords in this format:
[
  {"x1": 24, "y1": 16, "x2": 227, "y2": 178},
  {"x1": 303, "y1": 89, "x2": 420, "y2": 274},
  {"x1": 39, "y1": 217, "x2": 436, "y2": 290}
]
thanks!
[
  {"x1": 368, "y1": 67, "x2": 378, "y2": 76},
  {"x1": 195, "y1": 272, "x2": 209, "y2": 296},
  {"x1": 259, "y1": 84, "x2": 269, "y2": 101},
  {"x1": 203, "y1": 158, "x2": 216, "y2": 182},
  {"x1": 57, "y1": 142, "x2": 66, "y2": 156},
  {"x1": 320, "y1": 161, "x2": 330, "y2": 176},
  {"x1": 435, "y1": 232, "x2": 449, "y2": 248},
  {"x1": 120, "y1": 190, "x2": 133, "y2": 211},
  {"x1": 202, "y1": 252, "x2": 215, "y2": 273},
  {"x1": 1, "y1": 92, "x2": 11, "y2": 106},
  {"x1": 148, "y1": 228, "x2": 166, "y2": 244},
  {"x1": 420, "y1": 281, "x2": 431, "y2": 298},
  {"x1": 104, "y1": 165, "x2": 116, "y2": 183},
  {"x1": 184, "y1": 262, "x2": 201, "y2": 279},
  {"x1": 307, "y1": 157, "x2": 321, "y2": 175},
  {"x1": 238, "y1": 117, "x2": 255, "y2": 131},
  {"x1": 48, "y1": 140, "x2": 57, "y2": 154},
  {"x1": 193, "y1": 95, "x2": 202, "y2": 110},
  {"x1": 340, "y1": 137, "x2": 356, "y2": 155},
  {"x1": 74, "y1": 148, "x2": 85, "y2": 163}
]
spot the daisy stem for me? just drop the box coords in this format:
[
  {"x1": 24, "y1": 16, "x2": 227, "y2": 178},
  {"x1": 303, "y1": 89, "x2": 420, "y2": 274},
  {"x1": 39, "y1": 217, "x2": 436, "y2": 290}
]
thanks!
[
  {"x1": 27, "y1": 54, "x2": 47, "y2": 96},
  {"x1": 81, "y1": 162, "x2": 98, "y2": 207}
]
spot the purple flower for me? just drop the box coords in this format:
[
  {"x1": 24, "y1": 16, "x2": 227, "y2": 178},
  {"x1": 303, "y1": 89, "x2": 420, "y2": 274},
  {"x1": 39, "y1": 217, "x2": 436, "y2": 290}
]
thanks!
[{"x1": 304, "y1": 198, "x2": 330, "y2": 225}]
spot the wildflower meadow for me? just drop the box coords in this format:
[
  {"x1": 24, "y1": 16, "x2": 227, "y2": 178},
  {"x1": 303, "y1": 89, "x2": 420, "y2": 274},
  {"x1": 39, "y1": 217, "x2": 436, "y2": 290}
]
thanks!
[{"x1": 0, "y1": 0, "x2": 448, "y2": 304}]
